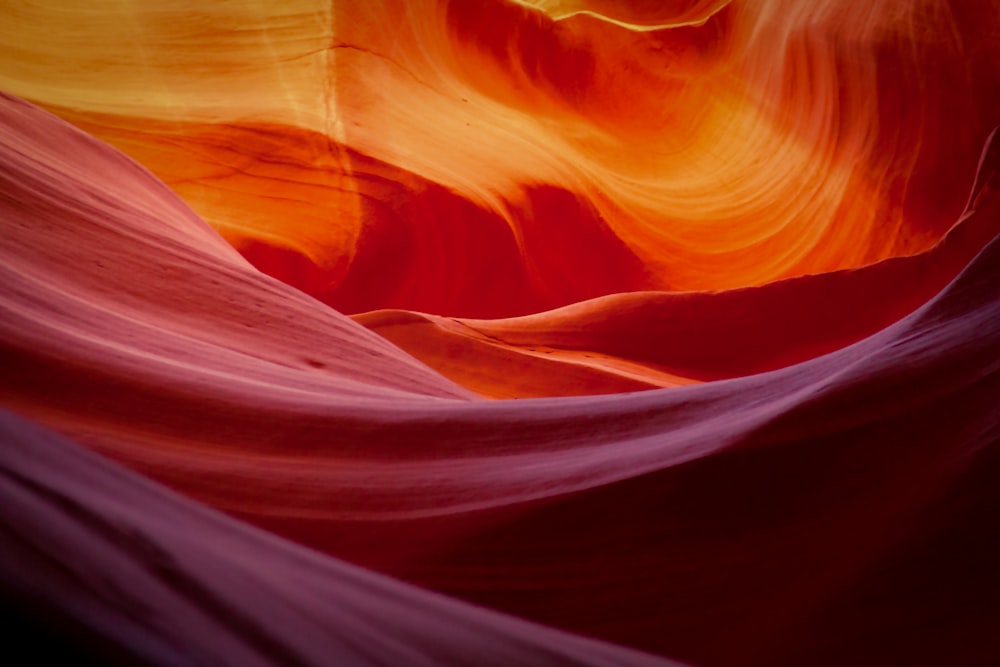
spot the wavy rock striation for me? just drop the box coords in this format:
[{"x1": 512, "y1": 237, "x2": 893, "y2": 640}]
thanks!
[{"x1": 2, "y1": 1, "x2": 1000, "y2": 665}]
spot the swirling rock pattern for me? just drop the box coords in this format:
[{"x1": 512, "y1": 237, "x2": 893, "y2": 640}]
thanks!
[{"x1": 1, "y1": 1, "x2": 1000, "y2": 665}]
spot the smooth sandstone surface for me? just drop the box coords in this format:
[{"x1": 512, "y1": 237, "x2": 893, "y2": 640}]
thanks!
[{"x1": 2, "y1": 1, "x2": 1000, "y2": 665}]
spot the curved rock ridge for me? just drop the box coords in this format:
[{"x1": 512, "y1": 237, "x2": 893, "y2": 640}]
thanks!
[
  {"x1": 356, "y1": 127, "x2": 1000, "y2": 395},
  {"x1": 0, "y1": 91, "x2": 475, "y2": 404},
  {"x1": 2, "y1": 86, "x2": 1000, "y2": 666},
  {"x1": 0, "y1": 409, "x2": 686, "y2": 667}
]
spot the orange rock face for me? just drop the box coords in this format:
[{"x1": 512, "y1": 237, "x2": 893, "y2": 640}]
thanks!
[
  {"x1": 3, "y1": 0, "x2": 998, "y2": 395},
  {"x1": 1, "y1": 2, "x2": 1000, "y2": 665},
  {"x1": 3, "y1": 1, "x2": 997, "y2": 301}
]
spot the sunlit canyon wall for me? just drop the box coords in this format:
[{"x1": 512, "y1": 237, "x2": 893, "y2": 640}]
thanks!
[{"x1": 1, "y1": 1, "x2": 1000, "y2": 666}]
